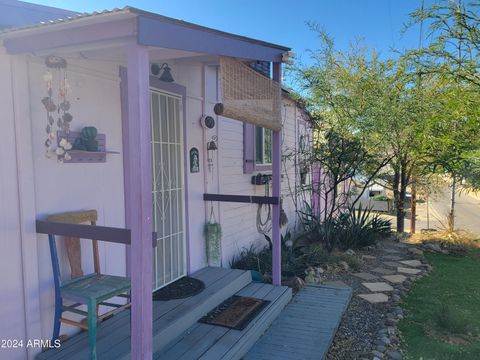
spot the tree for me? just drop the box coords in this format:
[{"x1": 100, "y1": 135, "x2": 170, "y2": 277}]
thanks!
[
  {"x1": 421, "y1": 80, "x2": 480, "y2": 231},
  {"x1": 407, "y1": 0, "x2": 480, "y2": 87},
  {"x1": 290, "y1": 31, "x2": 427, "y2": 233}
]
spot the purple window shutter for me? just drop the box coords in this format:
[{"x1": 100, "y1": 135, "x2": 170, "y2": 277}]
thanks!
[{"x1": 243, "y1": 122, "x2": 255, "y2": 174}]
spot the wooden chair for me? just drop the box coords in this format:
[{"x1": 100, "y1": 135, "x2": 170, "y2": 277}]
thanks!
[{"x1": 47, "y1": 210, "x2": 131, "y2": 360}]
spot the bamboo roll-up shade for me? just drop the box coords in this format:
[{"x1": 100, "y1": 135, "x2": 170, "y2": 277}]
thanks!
[{"x1": 215, "y1": 56, "x2": 282, "y2": 131}]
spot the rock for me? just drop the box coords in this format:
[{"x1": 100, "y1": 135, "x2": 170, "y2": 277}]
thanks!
[
  {"x1": 380, "y1": 336, "x2": 391, "y2": 345},
  {"x1": 315, "y1": 266, "x2": 325, "y2": 275},
  {"x1": 345, "y1": 249, "x2": 356, "y2": 255},
  {"x1": 282, "y1": 276, "x2": 305, "y2": 292},
  {"x1": 376, "y1": 345, "x2": 387, "y2": 353},
  {"x1": 386, "y1": 318, "x2": 397, "y2": 326},
  {"x1": 387, "y1": 326, "x2": 396, "y2": 335},
  {"x1": 407, "y1": 247, "x2": 423, "y2": 256},
  {"x1": 378, "y1": 328, "x2": 388, "y2": 335},
  {"x1": 339, "y1": 260, "x2": 350, "y2": 271},
  {"x1": 372, "y1": 350, "x2": 384, "y2": 358},
  {"x1": 423, "y1": 242, "x2": 442, "y2": 252},
  {"x1": 386, "y1": 350, "x2": 403, "y2": 360}
]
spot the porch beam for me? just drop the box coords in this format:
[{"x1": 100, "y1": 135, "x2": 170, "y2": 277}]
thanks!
[
  {"x1": 203, "y1": 193, "x2": 279, "y2": 205},
  {"x1": 3, "y1": 18, "x2": 136, "y2": 54},
  {"x1": 138, "y1": 15, "x2": 284, "y2": 62},
  {"x1": 272, "y1": 62, "x2": 282, "y2": 286},
  {"x1": 125, "y1": 41, "x2": 153, "y2": 360}
]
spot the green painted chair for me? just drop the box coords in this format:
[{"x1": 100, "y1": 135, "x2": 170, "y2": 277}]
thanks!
[{"x1": 47, "y1": 210, "x2": 131, "y2": 360}]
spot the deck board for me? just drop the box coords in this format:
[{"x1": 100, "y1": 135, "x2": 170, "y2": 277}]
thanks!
[{"x1": 244, "y1": 285, "x2": 352, "y2": 360}]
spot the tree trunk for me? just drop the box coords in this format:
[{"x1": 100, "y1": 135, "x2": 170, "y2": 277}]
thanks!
[
  {"x1": 448, "y1": 174, "x2": 457, "y2": 232},
  {"x1": 410, "y1": 182, "x2": 417, "y2": 234},
  {"x1": 393, "y1": 156, "x2": 409, "y2": 234}
]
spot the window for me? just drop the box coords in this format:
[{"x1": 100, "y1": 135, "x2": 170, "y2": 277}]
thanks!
[{"x1": 255, "y1": 126, "x2": 272, "y2": 165}]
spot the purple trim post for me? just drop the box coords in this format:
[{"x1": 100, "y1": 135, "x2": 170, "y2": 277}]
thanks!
[
  {"x1": 272, "y1": 62, "x2": 282, "y2": 286},
  {"x1": 125, "y1": 41, "x2": 153, "y2": 360}
]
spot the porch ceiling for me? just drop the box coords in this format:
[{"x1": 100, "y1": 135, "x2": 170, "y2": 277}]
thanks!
[{"x1": 0, "y1": 6, "x2": 290, "y2": 63}]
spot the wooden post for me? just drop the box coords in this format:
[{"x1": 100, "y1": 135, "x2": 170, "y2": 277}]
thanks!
[
  {"x1": 272, "y1": 62, "x2": 282, "y2": 286},
  {"x1": 125, "y1": 41, "x2": 153, "y2": 360}
]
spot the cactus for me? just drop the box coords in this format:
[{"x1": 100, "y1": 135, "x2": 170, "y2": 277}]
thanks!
[
  {"x1": 72, "y1": 127, "x2": 99, "y2": 151},
  {"x1": 81, "y1": 126, "x2": 98, "y2": 152}
]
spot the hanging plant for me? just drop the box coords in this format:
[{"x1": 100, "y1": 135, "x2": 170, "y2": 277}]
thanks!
[
  {"x1": 42, "y1": 55, "x2": 73, "y2": 163},
  {"x1": 204, "y1": 220, "x2": 222, "y2": 267}
]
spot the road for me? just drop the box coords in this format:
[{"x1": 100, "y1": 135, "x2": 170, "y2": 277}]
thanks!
[{"x1": 416, "y1": 189, "x2": 480, "y2": 237}]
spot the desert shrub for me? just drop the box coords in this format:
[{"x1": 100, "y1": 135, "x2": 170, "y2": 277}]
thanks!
[
  {"x1": 336, "y1": 253, "x2": 364, "y2": 271},
  {"x1": 230, "y1": 244, "x2": 271, "y2": 274},
  {"x1": 299, "y1": 202, "x2": 391, "y2": 251},
  {"x1": 335, "y1": 206, "x2": 392, "y2": 250},
  {"x1": 434, "y1": 304, "x2": 472, "y2": 335},
  {"x1": 298, "y1": 203, "x2": 339, "y2": 251}
]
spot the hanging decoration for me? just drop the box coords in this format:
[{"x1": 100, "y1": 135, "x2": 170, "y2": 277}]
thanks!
[
  {"x1": 190, "y1": 147, "x2": 200, "y2": 173},
  {"x1": 204, "y1": 204, "x2": 222, "y2": 267},
  {"x1": 206, "y1": 135, "x2": 218, "y2": 172},
  {"x1": 42, "y1": 55, "x2": 73, "y2": 163}
]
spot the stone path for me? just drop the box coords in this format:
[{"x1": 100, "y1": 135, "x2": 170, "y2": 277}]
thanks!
[
  {"x1": 353, "y1": 272, "x2": 379, "y2": 281},
  {"x1": 382, "y1": 274, "x2": 407, "y2": 284},
  {"x1": 362, "y1": 282, "x2": 394, "y2": 292},
  {"x1": 357, "y1": 253, "x2": 428, "y2": 305},
  {"x1": 324, "y1": 240, "x2": 432, "y2": 360}
]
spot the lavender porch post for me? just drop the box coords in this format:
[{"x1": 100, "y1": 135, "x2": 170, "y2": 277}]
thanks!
[
  {"x1": 272, "y1": 62, "x2": 282, "y2": 286},
  {"x1": 125, "y1": 41, "x2": 153, "y2": 359}
]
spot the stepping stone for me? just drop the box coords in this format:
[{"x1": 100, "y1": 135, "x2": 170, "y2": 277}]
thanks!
[
  {"x1": 353, "y1": 272, "x2": 379, "y2": 281},
  {"x1": 383, "y1": 261, "x2": 401, "y2": 268},
  {"x1": 358, "y1": 293, "x2": 389, "y2": 304},
  {"x1": 361, "y1": 255, "x2": 376, "y2": 261},
  {"x1": 397, "y1": 267, "x2": 422, "y2": 275},
  {"x1": 371, "y1": 267, "x2": 396, "y2": 275},
  {"x1": 362, "y1": 282, "x2": 394, "y2": 292},
  {"x1": 382, "y1": 274, "x2": 407, "y2": 284},
  {"x1": 399, "y1": 260, "x2": 422, "y2": 267},
  {"x1": 384, "y1": 255, "x2": 403, "y2": 261},
  {"x1": 323, "y1": 280, "x2": 350, "y2": 288}
]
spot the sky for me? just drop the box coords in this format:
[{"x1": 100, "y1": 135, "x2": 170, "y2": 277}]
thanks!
[{"x1": 28, "y1": 0, "x2": 432, "y2": 64}]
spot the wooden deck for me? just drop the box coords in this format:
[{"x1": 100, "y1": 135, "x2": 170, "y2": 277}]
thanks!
[
  {"x1": 155, "y1": 282, "x2": 291, "y2": 360},
  {"x1": 37, "y1": 267, "x2": 253, "y2": 360},
  {"x1": 244, "y1": 285, "x2": 352, "y2": 360}
]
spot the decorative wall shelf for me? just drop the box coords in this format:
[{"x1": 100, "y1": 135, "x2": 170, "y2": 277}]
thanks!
[{"x1": 56, "y1": 131, "x2": 119, "y2": 163}]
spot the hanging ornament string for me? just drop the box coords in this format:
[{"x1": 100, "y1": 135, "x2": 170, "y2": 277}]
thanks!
[
  {"x1": 209, "y1": 201, "x2": 217, "y2": 224},
  {"x1": 42, "y1": 55, "x2": 73, "y2": 163}
]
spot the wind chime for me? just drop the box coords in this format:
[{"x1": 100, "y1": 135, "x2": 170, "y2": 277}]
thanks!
[{"x1": 42, "y1": 55, "x2": 73, "y2": 162}]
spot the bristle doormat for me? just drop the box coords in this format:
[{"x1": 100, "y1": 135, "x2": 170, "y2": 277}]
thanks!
[
  {"x1": 153, "y1": 276, "x2": 205, "y2": 301},
  {"x1": 199, "y1": 296, "x2": 270, "y2": 330}
]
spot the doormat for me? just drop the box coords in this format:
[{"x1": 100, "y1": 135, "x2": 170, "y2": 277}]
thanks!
[
  {"x1": 153, "y1": 276, "x2": 205, "y2": 301},
  {"x1": 198, "y1": 296, "x2": 270, "y2": 330}
]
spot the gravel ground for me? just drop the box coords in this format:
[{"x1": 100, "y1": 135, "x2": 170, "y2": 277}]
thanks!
[{"x1": 321, "y1": 240, "x2": 430, "y2": 360}]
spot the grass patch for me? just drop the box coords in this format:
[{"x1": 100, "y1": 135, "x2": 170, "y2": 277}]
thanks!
[{"x1": 398, "y1": 249, "x2": 480, "y2": 359}]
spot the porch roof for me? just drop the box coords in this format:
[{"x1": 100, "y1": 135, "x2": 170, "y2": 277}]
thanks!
[{"x1": 0, "y1": 6, "x2": 290, "y2": 62}]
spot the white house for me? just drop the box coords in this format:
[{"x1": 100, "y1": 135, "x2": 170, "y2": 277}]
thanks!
[{"x1": 0, "y1": 1, "x2": 311, "y2": 359}]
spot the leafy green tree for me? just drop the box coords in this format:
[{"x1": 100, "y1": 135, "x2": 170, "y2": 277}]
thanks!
[
  {"x1": 407, "y1": 0, "x2": 480, "y2": 87},
  {"x1": 291, "y1": 31, "x2": 428, "y2": 233},
  {"x1": 421, "y1": 81, "x2": 480, "y2": 230}
]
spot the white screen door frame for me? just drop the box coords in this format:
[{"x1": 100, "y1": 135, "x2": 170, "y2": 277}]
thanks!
[{"x1": 150, "y1": 86, "x2": 187, "y2": 290}]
